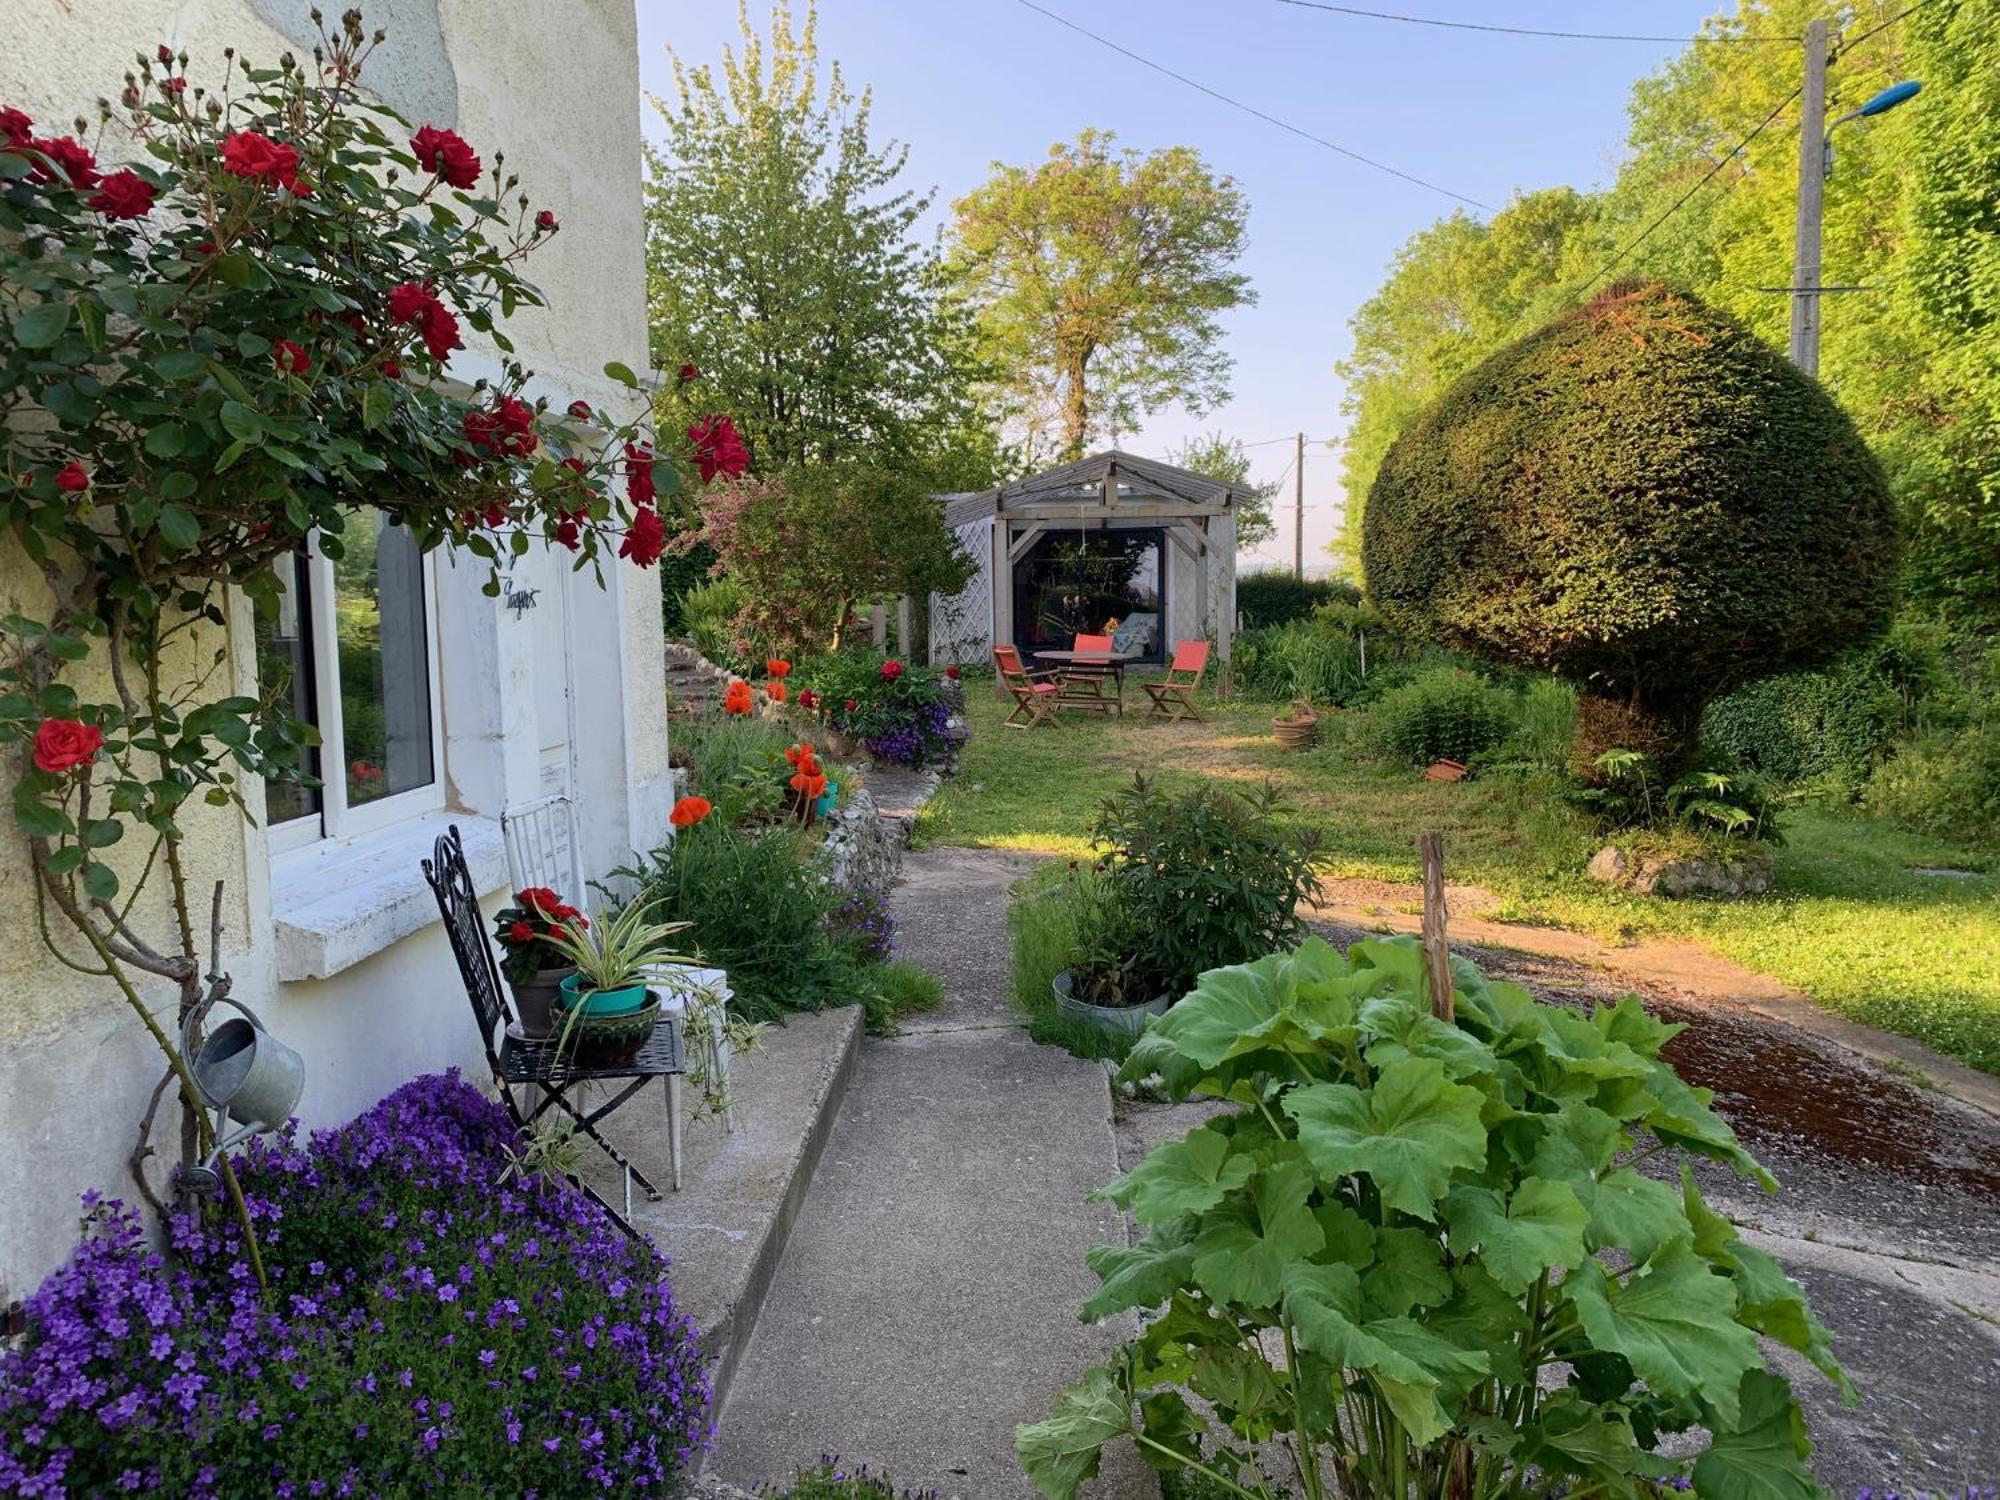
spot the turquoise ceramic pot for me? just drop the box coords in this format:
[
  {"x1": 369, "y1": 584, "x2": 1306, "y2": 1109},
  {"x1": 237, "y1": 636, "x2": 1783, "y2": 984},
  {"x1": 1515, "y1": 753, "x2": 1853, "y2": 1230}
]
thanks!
[
  {"x1": 814, "y1": 778, "x2": 840, "y2": 820},
  {"x1": 558, "y1": 972, "x2": 650, "y2": 1017}
]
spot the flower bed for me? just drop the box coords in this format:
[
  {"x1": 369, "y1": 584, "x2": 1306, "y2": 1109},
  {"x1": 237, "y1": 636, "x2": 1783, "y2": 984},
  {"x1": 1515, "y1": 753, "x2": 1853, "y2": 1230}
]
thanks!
[
  {"x1": 795, "y1": 654, "x2": 966, "y2": 770},
  {"x1": 0, "y1": 1074, "x2": 709, "y2": 1496}
]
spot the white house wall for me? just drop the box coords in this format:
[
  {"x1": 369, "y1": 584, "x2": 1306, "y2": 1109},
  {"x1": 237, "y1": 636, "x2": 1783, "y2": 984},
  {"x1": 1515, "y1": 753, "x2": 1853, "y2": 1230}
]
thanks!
[{"x1": 0, "y1": 1, "x2": 665, "y2": 1295}]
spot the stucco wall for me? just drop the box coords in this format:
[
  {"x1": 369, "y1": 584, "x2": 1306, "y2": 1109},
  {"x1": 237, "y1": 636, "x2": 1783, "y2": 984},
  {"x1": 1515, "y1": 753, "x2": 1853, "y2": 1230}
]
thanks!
[{"x1": 0, "y1": 0, "x2": 659, "y2": 1298}]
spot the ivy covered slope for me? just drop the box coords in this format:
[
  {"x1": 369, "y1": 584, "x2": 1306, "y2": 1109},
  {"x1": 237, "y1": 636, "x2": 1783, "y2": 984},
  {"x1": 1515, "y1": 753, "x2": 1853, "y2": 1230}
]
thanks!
[
  {"x1": 1361, "y1": 280, "x2": 1897, "y2": 783},
  {"x1": 1019, "y1": 937, "x2": 1849, "y2": 1500}
]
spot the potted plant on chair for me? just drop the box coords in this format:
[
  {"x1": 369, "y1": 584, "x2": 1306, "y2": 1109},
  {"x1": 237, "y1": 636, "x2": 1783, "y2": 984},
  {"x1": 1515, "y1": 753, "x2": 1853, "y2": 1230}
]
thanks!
[
  {"x1": 540, "y1": 899, "x2": 695, "y2": 1065},
  {"x1": 492, "y1": 888, "x2": 588, "y2": 1039}
]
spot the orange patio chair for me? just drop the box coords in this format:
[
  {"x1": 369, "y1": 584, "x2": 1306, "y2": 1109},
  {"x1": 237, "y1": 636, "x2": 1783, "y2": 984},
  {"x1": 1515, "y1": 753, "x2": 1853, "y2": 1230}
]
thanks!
[
  {"x1": 1143, "y1": 640, "x2": 1209, "y2": 723},
  {"x1": 994, "y1": 645, "x2": 1063, "y2": 730},
  {"x1": 1058, "y1": 632, "x2": 1120, "y2": 716}
]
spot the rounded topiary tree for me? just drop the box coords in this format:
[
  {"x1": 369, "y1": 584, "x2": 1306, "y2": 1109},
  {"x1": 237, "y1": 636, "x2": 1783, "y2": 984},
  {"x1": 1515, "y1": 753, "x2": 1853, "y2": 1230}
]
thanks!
[{"x1": 1362, "y1": 279, "x2": 1898, "y2": 783}]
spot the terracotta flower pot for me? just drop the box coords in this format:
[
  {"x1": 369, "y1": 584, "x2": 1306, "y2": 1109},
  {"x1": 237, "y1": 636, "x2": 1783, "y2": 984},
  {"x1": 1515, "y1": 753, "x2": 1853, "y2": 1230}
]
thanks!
[
  {"x1": 508, "y1": 965, "x2": 574, "y2": 1039},
  {"x1": 1272, "y1": 712, "x2": 1320, "y2": 751}
]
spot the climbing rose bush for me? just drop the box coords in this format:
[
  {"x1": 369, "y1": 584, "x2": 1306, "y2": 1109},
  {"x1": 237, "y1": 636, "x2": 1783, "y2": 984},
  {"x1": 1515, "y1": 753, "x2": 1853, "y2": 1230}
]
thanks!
[{"x1": 0, "y1": 1072, "x2": 711, "y2": 1496}]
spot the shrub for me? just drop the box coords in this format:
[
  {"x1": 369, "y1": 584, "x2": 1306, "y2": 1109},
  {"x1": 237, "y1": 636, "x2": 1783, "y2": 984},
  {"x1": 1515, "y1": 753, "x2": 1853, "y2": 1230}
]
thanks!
[
  {"x1": 1234, "y1": 573, "x2": 1361, "y2": 629},
  {"x1": 675, "y1": 709, "x2": 798, "y2": 825},
  {"x1": 623, "y1": 820, "x2": 868, "y2": 1021},
  {"x1": 1363, "y1": 279, "x2": 1899, "y2": 785},
  {"x1": 1864, "y1": 724, "x2": 2000, "y2": 848},
  {"x1": 1508, "y1": 676, "x2": 1577, "y2": 772},
  {"x1": 1578, "y1": 751, "x2": 1791, "y2": 843},
  {"x1": 1018, "y1": 936, "x2": 1848, "y2": 1500},
  {"x1": 1077, "y1": 778, "x2": 1321, "y2": 1007},
  {"x1": 0, "y1": 1074, "x2": 710, "y2": 1497},
  {"x1": 1007, "y1": 866, "x2": 1132, "y2": 1063},
  {"x1": 659, "y1": 541, "x2": 720, "y2": 635},
  {"x1": 1366, "y1": 667, "x2": 1515, "y2": 766},
  {"x1": 796, "y1": 651, "x2": 966, "y2": 769},
  {"x1": 1236, "y1": 620, "x2": 1369, "y2": 706},
  {"x1": 682, "y1": 575, "x2": 753, "y2": 670}
]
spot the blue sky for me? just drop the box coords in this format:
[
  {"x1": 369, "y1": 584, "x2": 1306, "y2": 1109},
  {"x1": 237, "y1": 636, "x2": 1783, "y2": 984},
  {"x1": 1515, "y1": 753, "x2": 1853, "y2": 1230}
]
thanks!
[{"x1": 638, "y1": 2, "x2": 1763, "y2": 568}]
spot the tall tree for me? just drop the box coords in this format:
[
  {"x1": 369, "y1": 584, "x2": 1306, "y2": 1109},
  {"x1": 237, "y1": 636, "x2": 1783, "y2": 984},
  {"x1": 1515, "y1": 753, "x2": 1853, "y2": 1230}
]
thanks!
[
  {"x1": 1165, "y1": 431, "x2": 1277, "y2": 549},
  {"x1": 947, "y1": 130, "x2": 1253, "y2": 463},
  {"x1": 643, "y1": 2, "x2": 988, "y2": 480}
]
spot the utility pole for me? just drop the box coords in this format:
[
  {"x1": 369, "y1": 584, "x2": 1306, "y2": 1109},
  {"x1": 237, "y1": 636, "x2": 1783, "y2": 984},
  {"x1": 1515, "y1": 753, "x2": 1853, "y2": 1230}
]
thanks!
[
  {"x1": 1292, "y1": 431, "x2": 1305, "y2": 580},
  {"x1": 1789, "y1": 17, "x2": 1831, "y2": 376}
]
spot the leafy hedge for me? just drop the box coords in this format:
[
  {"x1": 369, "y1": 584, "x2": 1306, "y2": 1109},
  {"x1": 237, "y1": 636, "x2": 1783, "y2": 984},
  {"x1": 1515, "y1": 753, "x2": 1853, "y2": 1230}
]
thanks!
[
  {"x1": 1235, "y1": 573, "x2": 1361, "y2": 630},
  {"x1": 0, "y1": 1074, "x2": 710, "y2": 1496},
  {"x1": 1367, "y1": 666, "x2": 1517, "y2": 766},
  {"x1": 1363, "y1": 280, "x2": 1898, "y2": 781}
]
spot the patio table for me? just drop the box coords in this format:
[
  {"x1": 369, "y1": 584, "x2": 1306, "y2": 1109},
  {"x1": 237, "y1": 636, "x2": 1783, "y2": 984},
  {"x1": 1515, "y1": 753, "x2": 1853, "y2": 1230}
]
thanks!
[{"x1": 1033, "y1": 648, "x2": 1139, "y2": 716}]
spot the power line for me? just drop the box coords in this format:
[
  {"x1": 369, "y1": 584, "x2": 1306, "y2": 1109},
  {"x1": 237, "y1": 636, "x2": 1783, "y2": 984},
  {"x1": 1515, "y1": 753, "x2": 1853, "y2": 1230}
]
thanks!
[
  {"x1": 1006, "y1": 0, "x2": 1494, "y2": 211},
  {"x1": 1273, "y1": 0, "x2": 1795, "y2": 44},
  {"x1": 1835, "y1": 0, "x2": 1936, "y2": 57},
  {"x1": 1562, "y1": 84, "x2": 1802, "y2": 303}
]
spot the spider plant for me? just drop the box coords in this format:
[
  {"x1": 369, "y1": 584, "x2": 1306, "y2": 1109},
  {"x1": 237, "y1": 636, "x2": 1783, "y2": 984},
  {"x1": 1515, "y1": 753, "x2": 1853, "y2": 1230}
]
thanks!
[{"x1": 538, "y1": 897, "x2": 694, "y2": 998}]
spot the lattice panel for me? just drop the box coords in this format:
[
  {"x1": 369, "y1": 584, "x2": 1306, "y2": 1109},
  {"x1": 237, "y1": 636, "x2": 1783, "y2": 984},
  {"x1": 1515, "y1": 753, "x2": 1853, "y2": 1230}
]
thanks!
[{"x1": 929, "y1": 518, "x2": 993, "y2": 667}]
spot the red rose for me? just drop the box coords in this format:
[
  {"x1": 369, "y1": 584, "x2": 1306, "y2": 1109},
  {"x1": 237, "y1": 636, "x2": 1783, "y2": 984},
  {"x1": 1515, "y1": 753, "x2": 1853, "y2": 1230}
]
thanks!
[
  {"x1": 567, "y1": 399, "x2": 592, "y2": 422},
  {"x1": 418, "y1": 301, "x2": 460, "y2": 360},
  {"x1": 379, "y1": 358, "x2": 402, "y2": 380},
  {"x1": 387, "y1": 282, "x2": 434, "y2": 324},
  {"x1": 535, "y1": 209, "x2": 558, "y2": 231},
  {"x1": 676, "y1": 362, "x2": 699, "y2": 384},
  {"x1": 945, "y1": 663, "x2": 961, "y2": 680},
  {"x1": 0, "y1": 108, "x2": 33, "y2": 148},
  {"x1": 54, "y1": 462, "x2": 90, "y2": 493},
  {"x1": 624, "y1": 442, "x2": 657, "y2": 507},
  {"x1": 506, "y1": 920, "x2": 536, "y2": 944},
  {"x1": 29, "y1": 135, "x2": 98, "y2": 188},
  {"x1": 561, "y1": 456, "x2": 587, "y2": 478},
  {"x1": 87, "y1": 168, "x2": 155, "y2": 219},
  {"x1": 164, "y1": 78, "x2": 187, "y2": 96},
  {"x1": 686, "y1": 415, "x2": 749, "y2": 484},
  {"x1": 411, "y1": 124, "x2": 481, "y2": 189},
  {"x1": 34, "y1": 718, "x2": 103, "y2": 774},
  {"x1": 218, "y1": 130, "x2": 302, "y2": 193},
  {"x1": 273, "y1": 339, "x2": 311, "y2": 376},
  {"x1": 554, "y1": 517, "x2": 581, "y2": 551},
  {"x1": 619, "y1": 506, "x2": 665, "y2": 568},
  {"x1": 387, "y1": 282, "x2": 460, "y2": 360},
  {"x1": 881, "y1": 659, "x2": 905, "y2": 682}
]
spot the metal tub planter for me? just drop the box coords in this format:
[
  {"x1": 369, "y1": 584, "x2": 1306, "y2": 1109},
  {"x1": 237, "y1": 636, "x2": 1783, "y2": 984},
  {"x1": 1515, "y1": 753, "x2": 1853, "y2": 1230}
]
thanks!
[{"x1": 1052, "y1": 970, "x2": 1172, "y2": 1037}]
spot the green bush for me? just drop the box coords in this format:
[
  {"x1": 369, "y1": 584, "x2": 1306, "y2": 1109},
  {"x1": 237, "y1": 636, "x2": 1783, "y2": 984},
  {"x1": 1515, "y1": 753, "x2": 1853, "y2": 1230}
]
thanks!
[
  {"x1": 620, "y1": 821, "x2": 866, "y2": 1022},
  {"x1": 657, "y1": 541, "x2": 718, "y2": 635},
  {"x1": 1508, "y1": 676, "x2": 1577, "y2": 772},
  {"x1": 1018, "y1": 936, "x2": 1848, "y2": 1500},
  {"x1": 1864, "y1": 724, "x2": 2000, "y2": 848},
  {"x1": 1077, "y1": 778, "x2": 1322, "y2": 1008},
  {"x1": 1366, "y1": 667, "x2": 1516, "y2": 766},
  {"x1": 680, "y1": 575, "x2": 751, "y2": 670},
  {"x1": 673, "y1": 711, "x2": 797, "y2": 825},
  {"x1": 1236, "y1": 620, "x2": 1368, "y2": 705},
  {"x1": 1007, "y1": 865, "x2": 1140, "y2": 1063},
  {"x1": 1235, "y1": 572, "x2": 1361, "y2": 629},
  {"x1": 868, "y1": 958, "x2": 947, "y2": 1031},
  {"x1": 1363, "y1": 279, "x2": 1899, "y2": 783}
]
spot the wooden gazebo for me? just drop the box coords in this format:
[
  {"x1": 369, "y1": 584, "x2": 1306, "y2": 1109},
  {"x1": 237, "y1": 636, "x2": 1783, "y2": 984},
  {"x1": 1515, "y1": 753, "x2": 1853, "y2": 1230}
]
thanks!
[{"x1": 928, "y1": 450, "x2": 1238, "y2": 676}]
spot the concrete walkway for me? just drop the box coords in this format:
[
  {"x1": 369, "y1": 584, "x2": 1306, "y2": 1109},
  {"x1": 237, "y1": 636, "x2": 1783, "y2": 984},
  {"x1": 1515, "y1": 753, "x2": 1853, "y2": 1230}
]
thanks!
[{"x1": 712, "y1": 848, "x2": 1153, "y2": 1499}]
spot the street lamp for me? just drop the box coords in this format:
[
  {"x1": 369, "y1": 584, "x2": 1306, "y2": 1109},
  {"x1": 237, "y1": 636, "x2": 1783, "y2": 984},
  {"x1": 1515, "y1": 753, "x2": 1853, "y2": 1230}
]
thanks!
[
  {"x1": 1825, "y1": 80, "x2": 1922, "y2": 178},
  {"x1": 1791, "y1": 17, "x2": 1924, "y2": 375}
]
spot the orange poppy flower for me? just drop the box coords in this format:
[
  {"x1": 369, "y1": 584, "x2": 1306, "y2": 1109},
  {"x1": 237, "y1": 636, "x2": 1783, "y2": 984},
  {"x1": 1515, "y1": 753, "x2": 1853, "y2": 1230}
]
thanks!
[
  {"x1": 669, "y1": 795, "x2": 712, "y2": 829},
  {"x1": 765, "y1": 658, "x2": 791, "y2": 679},
  {"x1": 784, "y1": 741, "x2": 816, "y2": 768},
  {"x1": 767, "y1": 681, "x2": 788, "y2": 704},
  {"x1": 722, "y1": 680, "x2": 754, "y2": 716}
]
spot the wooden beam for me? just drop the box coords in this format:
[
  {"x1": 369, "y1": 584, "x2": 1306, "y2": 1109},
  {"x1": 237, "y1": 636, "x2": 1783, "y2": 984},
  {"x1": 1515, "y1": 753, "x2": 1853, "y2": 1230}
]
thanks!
[
  {"x1": 1007, "y1": 521, "x2": 1052, "y2": 564},
  {"x1": 991, "y1": 511, "x2": 1013, "y2": 694},
  {"x1": 1213, "y1": 510, "x2": 1235, "y2": 692},
  {"x1": 1004, "y1": 498, "x2": 1232, "y2": 519}
]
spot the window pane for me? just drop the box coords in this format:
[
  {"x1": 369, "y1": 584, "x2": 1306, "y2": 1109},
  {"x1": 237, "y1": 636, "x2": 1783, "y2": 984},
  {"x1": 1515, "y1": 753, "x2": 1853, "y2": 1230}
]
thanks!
[
  {"x1": 334, "y1": 512, "x2": 434, "y2": 806},
  {"x1": 251, "y1": 552, "x2": 321, "y2": 827}
]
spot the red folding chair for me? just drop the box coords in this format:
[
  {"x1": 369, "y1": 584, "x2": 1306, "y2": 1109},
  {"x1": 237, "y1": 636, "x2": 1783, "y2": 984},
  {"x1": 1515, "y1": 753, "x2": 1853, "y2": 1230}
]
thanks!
[
  {"x1": 1058, "y1": 632, "x2": 1120, "y2": 716},
  {"x1": 994, "y1": 645, "x2": 1063, "y2": 729},
  {"x1": 1143, "y1": 640, "x2": 1209, "y2": 723}
]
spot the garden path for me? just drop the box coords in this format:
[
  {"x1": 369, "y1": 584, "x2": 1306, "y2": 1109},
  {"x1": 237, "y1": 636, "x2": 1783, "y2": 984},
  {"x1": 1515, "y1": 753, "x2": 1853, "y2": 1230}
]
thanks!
[{"x1": 711, "y1": 846, "x2": 1157, "y2": 1498}]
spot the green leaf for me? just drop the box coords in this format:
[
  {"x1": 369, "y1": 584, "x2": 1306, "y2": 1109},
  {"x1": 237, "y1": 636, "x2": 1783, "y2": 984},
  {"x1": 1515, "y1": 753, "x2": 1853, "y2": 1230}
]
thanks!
[
  {"x1": 362, "y1": 381, "x2": 394, "y2": 430},
  {"x1": 603, "y1": 360, "x2": 640, "y2": 388},
  {"x1": 1190, "y1": 1155, "x2": 1324, "y2": 1307},
  {"x1": 1081, "y1": 1218, "x2": 1198, "y2": 1322},
  {"x1": 13, "y1": 300, "x2": 70, "y2": 348},
  {"x1": 12, "y1": 793, "x2": 69, "y2": 839},
  {"x1": 1442, "y1": 1176, "x2": 1589, "y2": 1295},
  {"x1": 1577, "y1": 1166, "x2": 1690, "y2": 1262},
  {"x1": 1563, "y1": 1244, "x2": 1762, "y2": 1426},
  {"x1": 155, "y1": 350, "x2": 206, "y2": 380},
  {"x1": 82, "y1": 861, "x2": 119, "y2": 901},
  {"x1": 1361, "y1": 1225, "x2": 1451, "y2": 1316},
  {"x1": 1285, "y1": 1057, "x2": 1488, "y2": 1219},
  {"x1": 143, "y1": 424, "x2": 188, "y2": 459},
  {"x1": 81, "y1": 818, "x2": 123, "y2": 849},
  {"x1": 1691, "y1": 1371, "x2": 1826, "y2": 1500},
  {"x1": 218, "y1": 401, "x2": 265, "y2": 443},
  {"x1": 1016, "y1": 1364, "x2": 1131, "y2": 1500},
  {"x1": 156, "y1": 504, "x2": 202, "y2": 552},
  {"x1": 77, "y1": 298, "x2": 106, "y2": 351},
  {"x1": 1103, "y1": 1126, "x2": 1253, "y2": 1226},
  {"x1": 1189, "y1": 1343, "x2": 1286, "y2": 1432},
  {"x1": 1644, "y1": 1063, "x2": 1777, "y2": 1190}
]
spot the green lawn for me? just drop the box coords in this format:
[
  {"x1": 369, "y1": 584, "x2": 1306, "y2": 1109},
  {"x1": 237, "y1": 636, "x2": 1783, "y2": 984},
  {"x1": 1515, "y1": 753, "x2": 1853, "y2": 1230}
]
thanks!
[{"x1": 919, "y1": 687, "x2": 2000, "y2": 1075}]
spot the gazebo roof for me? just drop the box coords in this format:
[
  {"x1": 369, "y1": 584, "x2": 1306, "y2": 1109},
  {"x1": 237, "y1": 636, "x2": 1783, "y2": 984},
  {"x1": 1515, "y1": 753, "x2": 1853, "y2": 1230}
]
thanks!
[{"x1": 940, "y1": 450, "x2": 1236, "y2": 528}]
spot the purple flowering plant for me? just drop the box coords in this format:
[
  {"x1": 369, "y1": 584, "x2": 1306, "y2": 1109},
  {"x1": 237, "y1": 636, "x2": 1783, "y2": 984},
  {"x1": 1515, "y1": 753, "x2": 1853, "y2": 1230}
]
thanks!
[
  {"x1": 794, "y1": 653, "x2": 967, "y2": 771},
  {"x1": 0, "y1": 1072, "x2": 710, "y2": 1496}
]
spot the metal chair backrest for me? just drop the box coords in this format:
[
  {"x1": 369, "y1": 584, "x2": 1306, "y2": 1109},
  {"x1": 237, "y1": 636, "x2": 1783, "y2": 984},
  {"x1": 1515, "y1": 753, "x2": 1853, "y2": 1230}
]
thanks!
[
  {"x1": 1073, "y1": 632, "x2": 1113, "y2": 656},
  {"x1": 422, "y1": 825, "x2": 511, "y2": 1061},
  {"x1": 1169, "y1": 639, "x2": 1209, "y2": 679},
  {"x1": 502, "y1": 792, "x2": 586, "y2": 913}
]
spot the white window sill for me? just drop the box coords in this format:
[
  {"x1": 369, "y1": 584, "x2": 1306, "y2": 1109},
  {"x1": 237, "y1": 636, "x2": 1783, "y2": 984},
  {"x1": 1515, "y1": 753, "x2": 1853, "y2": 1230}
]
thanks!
[{"x1": 272, "y1": 813, "x2": 507, "y2": 982}]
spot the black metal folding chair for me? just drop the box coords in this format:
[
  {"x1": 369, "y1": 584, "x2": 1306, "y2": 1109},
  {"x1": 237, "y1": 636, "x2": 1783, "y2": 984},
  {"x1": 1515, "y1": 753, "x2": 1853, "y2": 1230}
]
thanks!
[{"x1": 422, "y1": 824, "x2": 685, "y2": 1240}]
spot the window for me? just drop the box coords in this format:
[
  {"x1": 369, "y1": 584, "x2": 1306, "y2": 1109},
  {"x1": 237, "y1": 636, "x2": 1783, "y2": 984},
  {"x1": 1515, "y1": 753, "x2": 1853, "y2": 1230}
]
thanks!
[
  {"x1": 252, "y1": 512, "x2": 443, "y2": 849},
  {"x1": 1012, "y1": 528, "x2": 1166, "y2": 665}
]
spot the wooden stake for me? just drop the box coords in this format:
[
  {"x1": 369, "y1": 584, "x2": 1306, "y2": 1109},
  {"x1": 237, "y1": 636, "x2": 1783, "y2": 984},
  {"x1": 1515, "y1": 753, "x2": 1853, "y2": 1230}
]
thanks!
[{"x1": 1419, "y1": 830, "x2": 1453, "y2": 1022}]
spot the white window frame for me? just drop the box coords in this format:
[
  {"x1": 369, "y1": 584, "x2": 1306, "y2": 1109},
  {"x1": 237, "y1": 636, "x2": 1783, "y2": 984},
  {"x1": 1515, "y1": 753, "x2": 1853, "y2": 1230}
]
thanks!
[{"x1": 266, "y1": 531, "x2": 447, "y2": 855}]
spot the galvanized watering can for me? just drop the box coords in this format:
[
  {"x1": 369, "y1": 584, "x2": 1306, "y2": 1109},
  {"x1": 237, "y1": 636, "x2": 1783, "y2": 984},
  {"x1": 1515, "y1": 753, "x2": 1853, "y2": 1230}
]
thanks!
[{"x1": 180, "y1": 997, "x2": 305, "y2": 1194}]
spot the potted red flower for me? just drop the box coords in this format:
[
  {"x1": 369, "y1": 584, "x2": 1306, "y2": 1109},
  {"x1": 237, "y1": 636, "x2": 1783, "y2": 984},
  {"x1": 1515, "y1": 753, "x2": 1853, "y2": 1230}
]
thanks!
[{"x1": 491, "y1": 887, "x2": 588, "y2": 1038}]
